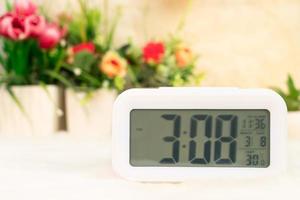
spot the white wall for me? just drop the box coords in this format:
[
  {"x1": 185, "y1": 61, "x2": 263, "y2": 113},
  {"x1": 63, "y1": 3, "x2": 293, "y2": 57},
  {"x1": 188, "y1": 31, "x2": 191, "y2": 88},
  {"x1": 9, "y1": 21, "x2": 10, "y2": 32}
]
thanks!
[{"x1": 1, "y1": 0, "x2": 300, "y2": 88}]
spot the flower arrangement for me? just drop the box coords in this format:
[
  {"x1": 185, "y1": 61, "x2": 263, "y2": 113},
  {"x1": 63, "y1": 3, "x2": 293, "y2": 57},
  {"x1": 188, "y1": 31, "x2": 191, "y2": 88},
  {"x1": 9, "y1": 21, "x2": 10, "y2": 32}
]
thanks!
[
  {"x1": 0, "y1": 0, "x2": 203, "y2": 93},
  {"x1": 120, "y1": 36, "x2": 203, "y2": 88},
  {"x1": 274, "y1": 75, "x2": 300, "y2": 111},
  {"x1": 0, "y1": 0, "x2": 66, "y2": 87},
  {"x1": 52, "y1": 0, "x2": 126, "y2": 92}
]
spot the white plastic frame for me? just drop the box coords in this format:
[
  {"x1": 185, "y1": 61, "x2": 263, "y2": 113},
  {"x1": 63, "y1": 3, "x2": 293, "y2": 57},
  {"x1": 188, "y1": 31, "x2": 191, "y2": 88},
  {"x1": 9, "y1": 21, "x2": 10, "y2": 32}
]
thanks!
[{"x1": 112, "y1": 87, "x2": 287, "y2": 182}]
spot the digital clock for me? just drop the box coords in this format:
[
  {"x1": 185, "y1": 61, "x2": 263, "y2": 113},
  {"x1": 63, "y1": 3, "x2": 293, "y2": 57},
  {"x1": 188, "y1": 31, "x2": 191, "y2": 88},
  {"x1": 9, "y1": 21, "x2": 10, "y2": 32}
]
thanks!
[{"x1": 112, "y1": 88, "x2": 287, "y2": 181}]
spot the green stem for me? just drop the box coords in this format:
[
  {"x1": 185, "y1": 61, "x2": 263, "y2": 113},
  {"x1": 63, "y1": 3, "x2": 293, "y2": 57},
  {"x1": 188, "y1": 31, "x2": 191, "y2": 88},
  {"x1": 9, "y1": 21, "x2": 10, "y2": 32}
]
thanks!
[
  {"x1": 45, "y1": 70, "x2": 74, "y2": 88},
  {"x1": 12, "y1": 41, "x2": 30, "y2": 83},
  {"x1": 175, "y1": 0, "x2": 193, "y2": 34},
  {"x1": 61, "y1": 65, "x2": 102, "y2": 87},
  {"x1": 103, "y1": 0, "x2": 109, "y2": 39},
  {"x1": 105, "y1": 6, "x2": 121, "y2": 50}
]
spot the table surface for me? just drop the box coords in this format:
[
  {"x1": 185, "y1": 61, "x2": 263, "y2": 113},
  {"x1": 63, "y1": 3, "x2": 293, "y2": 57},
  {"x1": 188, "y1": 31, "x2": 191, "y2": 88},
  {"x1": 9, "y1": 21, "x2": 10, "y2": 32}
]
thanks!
[{"x1": 0, "y1": 134, "x2": 299, "y2": 200}]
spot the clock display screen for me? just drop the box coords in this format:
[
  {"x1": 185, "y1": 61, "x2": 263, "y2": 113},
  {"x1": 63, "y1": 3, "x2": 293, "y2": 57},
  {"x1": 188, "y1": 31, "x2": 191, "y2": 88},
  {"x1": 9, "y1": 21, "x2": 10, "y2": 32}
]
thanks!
[{"x1": 130, "y1": 109, "x2": 270, "y2": 168}]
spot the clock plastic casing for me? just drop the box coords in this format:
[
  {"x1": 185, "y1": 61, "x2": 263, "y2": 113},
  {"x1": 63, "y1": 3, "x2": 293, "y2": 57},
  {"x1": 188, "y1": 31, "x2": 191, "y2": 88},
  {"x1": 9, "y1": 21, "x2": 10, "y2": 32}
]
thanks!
[{"x1": 112, "y1": 88, "x2": 287, "y2": 182}]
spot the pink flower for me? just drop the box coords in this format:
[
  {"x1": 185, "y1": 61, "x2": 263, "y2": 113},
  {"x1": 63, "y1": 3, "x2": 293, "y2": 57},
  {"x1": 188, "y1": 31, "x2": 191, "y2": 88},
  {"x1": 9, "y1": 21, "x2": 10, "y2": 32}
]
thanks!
[
  {"x1": 14, "y1": 0, "x2": 37, "y2": 17},
  {"x1": 38, "y1": 24, "x2": 64, "y2": 49},
  {"x1": 6, "y1": 15, "x2": 29, "y2": 40},
  {"x1": 0, "y1": 13, "x2": 29, "y2": 40},
  {"x1": 0, "y1": 13, "x2": 14, "y2": 37},
  {"x1": 24, "y1": 15, "x2": 46, "y2": 37}
]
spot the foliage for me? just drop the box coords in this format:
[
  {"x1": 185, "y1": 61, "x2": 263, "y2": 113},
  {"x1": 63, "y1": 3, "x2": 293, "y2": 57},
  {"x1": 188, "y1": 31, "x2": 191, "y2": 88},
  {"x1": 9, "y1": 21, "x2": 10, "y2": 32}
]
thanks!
[
  {"x1": 274, "y1": 75, "x2": 300, "y2": 111},
  {"x1": 0, "y1": 39, "x2": 66, "y2": 86}
]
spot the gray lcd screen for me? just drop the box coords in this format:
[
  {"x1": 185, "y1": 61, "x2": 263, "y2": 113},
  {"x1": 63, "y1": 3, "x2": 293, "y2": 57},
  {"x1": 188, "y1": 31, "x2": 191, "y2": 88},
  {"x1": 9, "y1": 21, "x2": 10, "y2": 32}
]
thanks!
[{"x1": 130, "y1": 109, "x2": 270, "y2": 168}]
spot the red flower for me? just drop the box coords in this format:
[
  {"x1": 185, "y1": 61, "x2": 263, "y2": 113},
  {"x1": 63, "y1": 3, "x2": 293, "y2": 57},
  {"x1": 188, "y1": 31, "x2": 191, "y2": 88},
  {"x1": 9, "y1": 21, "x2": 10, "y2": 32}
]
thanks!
[
  {"x1": 38, "y1": 24, "x2": 64, "y2": 49},
  {"x1": 24, "y1": 14, "x2": 46, "y2": 37},
  {"x1": 14, "y1": 0, "x2": 37, "y2": 17},
  {"x1": 72, "y1": 42, "x2": 95, "y2": 54},
  {"x1": 143, "y1": 41, "x2": 165, "y2": 64}
]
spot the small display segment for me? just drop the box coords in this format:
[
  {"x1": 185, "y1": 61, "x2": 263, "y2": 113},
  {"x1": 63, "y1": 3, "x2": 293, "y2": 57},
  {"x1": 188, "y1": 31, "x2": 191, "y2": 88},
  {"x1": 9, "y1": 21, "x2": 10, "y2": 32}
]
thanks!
[{"x1": 130, "y1": 109, "x2": 270, "y2": 168}]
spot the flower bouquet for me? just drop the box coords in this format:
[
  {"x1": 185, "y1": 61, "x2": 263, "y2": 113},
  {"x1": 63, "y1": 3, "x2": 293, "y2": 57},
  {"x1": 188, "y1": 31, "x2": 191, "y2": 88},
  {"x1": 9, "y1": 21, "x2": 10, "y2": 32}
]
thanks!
[
  {"x1": 0, "y1": 0, "x2": 66, "y2": 135},
  {"x1": 120, "y1": 36, "x2": 204, "y2": 88},
  {"x1": 54, "y1": 0, "x2": 126, "y2": 135}
]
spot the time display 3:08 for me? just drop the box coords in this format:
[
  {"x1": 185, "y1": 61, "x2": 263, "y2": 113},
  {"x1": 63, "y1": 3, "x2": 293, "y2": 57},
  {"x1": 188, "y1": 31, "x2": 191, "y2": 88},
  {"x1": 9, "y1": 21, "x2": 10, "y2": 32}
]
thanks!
[{"x1": 160, "y1": 114, "x2": 267, "y2": 166}]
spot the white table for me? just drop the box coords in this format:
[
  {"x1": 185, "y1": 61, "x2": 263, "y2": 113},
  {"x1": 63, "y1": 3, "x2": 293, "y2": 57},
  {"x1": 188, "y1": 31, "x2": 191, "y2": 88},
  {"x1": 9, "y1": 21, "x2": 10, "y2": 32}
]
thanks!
[{"x1": 0, "y1": 135, "x2": 299, "y2": 200}]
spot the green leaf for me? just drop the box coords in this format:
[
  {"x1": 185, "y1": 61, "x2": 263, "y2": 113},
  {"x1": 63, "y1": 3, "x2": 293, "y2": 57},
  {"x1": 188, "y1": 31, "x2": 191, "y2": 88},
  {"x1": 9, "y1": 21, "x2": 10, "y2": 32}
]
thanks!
[
  {"x1": 127, "y1": 66, "x2": 138, "y2": 86},
  {"x1": 175, "y1": 0, "x2": 192, "y2": 33},
  {"x1": 272, "y1": 75, "x2": 300, "y2": 111},
  {"x1": 79, "y1": 91, "x2": 94, "y2": 105},
  {"x1": 86, "y1": 9, "x2": 101, "y2": 40},
  {"x1": 172, "y1": 73, "x2": 185, "y2": 86},
  {"x1": 45, "y1": 70, "x2": 74, "y2": 88},
  {"x1": 58, "y1": 64, "x2": 102, "y2": 89},
  {"x1": 287, "y1": 74, "x2": 299, "y2": 99},
  {"x1": 284, "y1": 96, "x2": 300, "y2": 111},
  {"x1": 105, "y1": 6, "x2": 121, "y2": 50},
  {"x1": 191, "y1": 72, "x2": 205, "y2": 86},
  {"x1": 78, "y1": 71, "x2": 102, "y2": 87},
  {"x1": 6, "y1": 86, "x2": 28, "y2": 117},
  {"x1": 71, "y1": 0, "x2": 101, "y2": 42},
  {"x1": 73, "y1": 51, "x2": 97, "y2": 72},
  {"x1": 68, "y1": 19, "x2": 84, "y2": 44},
  {"x1": 272, "y1": 87, "x2": 285, "y2": 98},
  {"x1": 78, "y1": 0, "x2": 87, "y2": 14},
  {"x1": 12, "y1": 41, "x2": 31, "y2": 79},
  {"x1": 5, "y1": 0, "x2": 12, "y2": 11},
  {"x1": 114, "y1": 76, "x2": 125, "y2": 91},
  {"x1": 0, "y1": 52, "x2": 4, "y2": 67}
]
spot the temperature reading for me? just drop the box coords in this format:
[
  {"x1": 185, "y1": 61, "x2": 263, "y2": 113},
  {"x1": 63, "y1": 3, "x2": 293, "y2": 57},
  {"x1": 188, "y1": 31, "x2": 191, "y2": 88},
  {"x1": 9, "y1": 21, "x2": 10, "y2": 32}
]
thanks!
[{"x1": 246, "y1": 154, "x2": 259, "y2": 166}]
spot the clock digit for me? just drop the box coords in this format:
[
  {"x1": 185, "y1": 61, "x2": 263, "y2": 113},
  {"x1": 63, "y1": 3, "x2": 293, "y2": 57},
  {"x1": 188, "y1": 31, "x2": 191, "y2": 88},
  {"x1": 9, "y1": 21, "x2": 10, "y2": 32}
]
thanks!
[
  {"x1": 189, "y1": 115, "x2": 212, "y2": 164},
  {"x1": 253, "y1": 154, "x2": 259, "y2": 165},
  {"x1": 246, "y1": 154, "x2": 259, "y2": 166},
  {"x1": 245, "y1": 136, "x2": 251, "y2": 147},
  {"x1": 214, "y1": 115, "x2": 238, "y2": 164},
  {"x1": 255, "y1": 119, "x2": 266, "y2": 129},
  {"x1": 260, "y1": 136, "x2": 267, "y2": 147},
  {"x1": 160, "y1": 114, "x2": 181, "y2": 164}
]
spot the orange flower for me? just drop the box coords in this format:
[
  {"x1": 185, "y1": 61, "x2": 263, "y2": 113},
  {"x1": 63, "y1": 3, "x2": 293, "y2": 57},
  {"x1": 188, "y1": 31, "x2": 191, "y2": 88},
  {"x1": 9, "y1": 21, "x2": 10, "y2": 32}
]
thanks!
[
  {"x1": 100, "y1": 51, "x2": 127, "y2": 78},
  {"x1": 175, "y1": 45, "x2": 193, "y2": 68}
]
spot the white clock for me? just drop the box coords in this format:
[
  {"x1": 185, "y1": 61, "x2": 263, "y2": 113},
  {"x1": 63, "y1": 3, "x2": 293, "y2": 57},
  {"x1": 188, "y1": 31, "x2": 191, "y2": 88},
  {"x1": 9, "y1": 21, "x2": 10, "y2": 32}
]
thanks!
[{"x1": 112, "y1": 87, "x2": 287, "y2": 182}]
